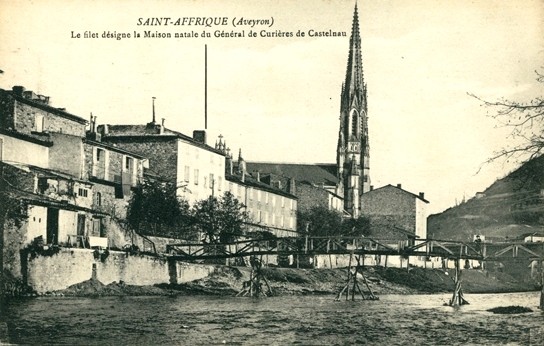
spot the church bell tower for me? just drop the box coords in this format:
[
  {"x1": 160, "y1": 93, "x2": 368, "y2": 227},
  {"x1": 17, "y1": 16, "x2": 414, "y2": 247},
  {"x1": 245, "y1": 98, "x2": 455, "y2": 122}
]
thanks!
[{"x1": 336, "y1": 4, "x2": 370, "y2": 218}]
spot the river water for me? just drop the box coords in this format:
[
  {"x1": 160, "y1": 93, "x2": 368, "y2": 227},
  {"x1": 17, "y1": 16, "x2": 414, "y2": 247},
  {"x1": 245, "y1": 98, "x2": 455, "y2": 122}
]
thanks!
[{"x1": 1, "y1": 292, "x2": 543, "y2": 345}]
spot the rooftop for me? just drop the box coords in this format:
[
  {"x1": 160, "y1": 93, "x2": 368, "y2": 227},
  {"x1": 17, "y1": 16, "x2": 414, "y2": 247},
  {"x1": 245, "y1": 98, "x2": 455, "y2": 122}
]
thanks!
[
  {"x1": 246, "y1": 162, "x2": 338, "y2": 186},
  {"x1": 225, "y1": 174, "x2": 297, "y2": 200},
  {"x1": 99, "y1": 124, "x2": 224, "y2": 156}
]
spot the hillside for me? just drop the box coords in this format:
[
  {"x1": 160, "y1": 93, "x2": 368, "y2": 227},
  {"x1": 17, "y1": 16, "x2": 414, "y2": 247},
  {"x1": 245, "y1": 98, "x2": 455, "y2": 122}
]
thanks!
[{"x1": 428, "y1": 155, "x2": 544, "y2": 241}]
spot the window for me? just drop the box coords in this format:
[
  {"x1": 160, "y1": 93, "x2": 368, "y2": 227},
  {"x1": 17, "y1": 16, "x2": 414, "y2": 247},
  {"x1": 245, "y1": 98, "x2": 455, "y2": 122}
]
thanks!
[
  {"x1": 281, "y1": 196, "x2": 285, "y2": 208},
  {"x1": 125, "y1": 157, "x2": 133, "y2": 170},
  {"x1": 209, "y1": 173, "x2": 214, "y2": 190},
  {"x1": 78, "y1": 188, "x2": 88, "y2": 197},
  {"x1": 272, "y1": 195, "x2": 276, "y2": 207},
  {"x1": 34, "y1": 114, "x2": 44, "y2": 132},
  {"x1": 218, "y1": 176, "x2": 222, "y2": 191},
  {"x1": 96, "y1": 148, "x2": 104, "y2": 162},
  {"x1": 194, "y1": 169, "x2": 199, "y2": 185},
  {"x1": 281, "y1": 215, "x2": 285, "y2": 227},
  {"x1": 257, "y1": 190, "x2": 261, "y2": 202},
  {"x1": 258, "y1": 210, "x2": 262, "y2": 222},
  {"x1": 96, "y1": 192, "x2": 102, "y2": 206},
  {"x1": 184, "y1": 166, "x2": 190, "y2": 182}
]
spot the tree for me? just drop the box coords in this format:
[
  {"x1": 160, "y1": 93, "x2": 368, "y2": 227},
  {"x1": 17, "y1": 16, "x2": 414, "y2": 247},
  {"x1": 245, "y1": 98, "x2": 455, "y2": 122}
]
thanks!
[
  {"x1": 126, "y1": 177, "x2": 193, "y2": 238},
  {"x1": 297, "y1": 206, "x2": 371, "y2": 237},
  {"x1": 0, "y1": 164, "x2": 29, "y2": 305},
  {"x1": 470, "y1": 71, "x2": 544, "y2": 165},
  {"x1": 340, "y1": 216, "x2": 371, "y2": 237},
  {"x1": 297, "y1": 206, "x2": 343, "y2": 236},
  {"x1": 192, "y1": 191, "x2": 249, "y2": 243}
]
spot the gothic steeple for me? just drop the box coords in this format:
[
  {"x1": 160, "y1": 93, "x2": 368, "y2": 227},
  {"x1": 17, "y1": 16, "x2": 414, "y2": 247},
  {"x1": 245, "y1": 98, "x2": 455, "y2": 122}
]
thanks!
[{"x1": 336, "y1": 3, "x2": 370, "y2": 218}]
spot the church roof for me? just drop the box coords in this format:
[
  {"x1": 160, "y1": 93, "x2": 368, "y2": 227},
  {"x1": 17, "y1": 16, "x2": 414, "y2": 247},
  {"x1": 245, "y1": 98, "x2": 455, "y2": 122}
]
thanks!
[{"x1": 246, "y1": 162, "x2": 338, "y2": 186}]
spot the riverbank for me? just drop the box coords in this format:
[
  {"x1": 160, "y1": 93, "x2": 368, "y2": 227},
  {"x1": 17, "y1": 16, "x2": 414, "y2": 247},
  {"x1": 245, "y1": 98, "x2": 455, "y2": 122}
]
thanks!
[{"x1": 52, "y1": 265, "x2": 540, "y2": 297}]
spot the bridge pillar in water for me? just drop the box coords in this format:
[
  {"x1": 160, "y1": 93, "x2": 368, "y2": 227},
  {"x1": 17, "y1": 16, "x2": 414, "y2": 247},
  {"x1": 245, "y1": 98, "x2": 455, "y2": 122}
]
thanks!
[
  {"x1": 449, "y1": 258, "x2": 469, "y2": 307},
  {"x1": 335, "y1": 253, "x2": 378, "y2": 302}
]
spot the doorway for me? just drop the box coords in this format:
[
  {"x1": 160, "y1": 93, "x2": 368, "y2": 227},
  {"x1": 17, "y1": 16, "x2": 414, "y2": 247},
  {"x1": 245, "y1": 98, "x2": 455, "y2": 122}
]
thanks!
[{"x1": 46, "y1": 208, "x2": 59, "y2": 244}]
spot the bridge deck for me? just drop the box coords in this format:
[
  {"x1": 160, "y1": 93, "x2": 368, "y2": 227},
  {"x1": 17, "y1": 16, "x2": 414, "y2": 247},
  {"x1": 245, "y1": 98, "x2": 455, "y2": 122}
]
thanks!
[{"x1": 165, "y1": 237, "x2": 544, "y2": 262}]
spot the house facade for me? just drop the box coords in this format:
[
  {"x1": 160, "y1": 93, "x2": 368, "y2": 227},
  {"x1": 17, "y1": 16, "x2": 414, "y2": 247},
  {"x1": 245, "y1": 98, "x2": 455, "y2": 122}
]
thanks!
[
  {"x1": 0, "y1": 86, "x2": 146, "y2": 280},
  {"x1": 360, "y1": 184, "x2": 429, "y2": 240},
  {"x1": 96, "y1": 123, "x2": 225, "y2": 205}
]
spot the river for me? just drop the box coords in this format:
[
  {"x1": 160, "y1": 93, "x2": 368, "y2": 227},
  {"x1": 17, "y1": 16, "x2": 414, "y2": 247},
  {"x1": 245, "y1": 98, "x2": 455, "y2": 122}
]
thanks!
[{"x1": 1, "y1": 292, "x2": 543, "y2": 345}]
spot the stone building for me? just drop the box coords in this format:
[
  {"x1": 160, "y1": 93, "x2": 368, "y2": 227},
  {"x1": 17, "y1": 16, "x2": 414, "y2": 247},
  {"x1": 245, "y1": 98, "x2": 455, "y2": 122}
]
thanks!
[
  {"x1": 245, "y1": 162, "x2": 343, "y2": 214},
  {"x1": 222, "y1": 148, "x2": 298, "y2": 237},
  {"x1": 361, "y1": 184, "x2": 429, "y2": 240},
  {"x1": 96, "y1": 122, "x2": 225, "y2": 205},
  {"x1": 0, "y1": 86, "x2": 146, "y2": 279}
]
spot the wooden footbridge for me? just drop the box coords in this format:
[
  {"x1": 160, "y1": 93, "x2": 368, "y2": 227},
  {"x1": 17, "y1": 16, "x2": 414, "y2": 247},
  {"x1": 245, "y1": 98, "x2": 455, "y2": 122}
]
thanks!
[
  {"x1": 166, "y1": 236, "x2": 544, "y2": 262},
  {"x1": 165, "y1": 236, "x2": 544, "y2": 307}
]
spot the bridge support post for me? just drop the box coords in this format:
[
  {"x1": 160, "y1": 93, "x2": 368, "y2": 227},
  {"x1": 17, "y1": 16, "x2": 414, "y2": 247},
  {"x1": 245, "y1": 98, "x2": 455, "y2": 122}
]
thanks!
[
  {"x1": 236, "y1": 256, "x2": 273, "y2": 298},
  {"x1": 449, "y1": 258, "x2": 469, "y2": 307},
  {"x1": 335, "y1": 253, "x2": 378, "y2": 301}
]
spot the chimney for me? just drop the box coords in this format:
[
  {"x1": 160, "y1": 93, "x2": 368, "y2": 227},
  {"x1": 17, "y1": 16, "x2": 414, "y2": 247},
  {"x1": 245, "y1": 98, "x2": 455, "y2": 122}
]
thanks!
[
  {"x1": 90, "y1": 114, "x2": 96, "y2": 132},
  {"x1": 86, "y1": 114, "x2": 102, "y2": 141},
  {"x1": 419, "y1": 192, "x2": 425, "y2": 199},
  {"x1": 160, "y1": 118, "x2": 165, "y2": 134},
  {"x1": 255, "y1": 171, "x2": 260, "y2": 182},
  {"x1": 288, "y1": 177, "x2": 296, "y2": 195},
  {"x1": 193, "y1": 130, "x2": 206, "y2": 144},
  {"x1": 370, "y1": 185, "x2": 374, "y2": 191},
  {"x1": 12, "y1": 86, "x2": 25, "y2": 97},
  {"x1": 397, "y1": 184, "x2": 402, "y2": 189}
]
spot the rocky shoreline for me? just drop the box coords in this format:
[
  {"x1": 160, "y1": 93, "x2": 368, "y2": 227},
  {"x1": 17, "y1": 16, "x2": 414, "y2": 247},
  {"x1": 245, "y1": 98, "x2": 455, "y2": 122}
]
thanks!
[{"x1": 47, "y1": 265, "x2": 540, "y2": 298}]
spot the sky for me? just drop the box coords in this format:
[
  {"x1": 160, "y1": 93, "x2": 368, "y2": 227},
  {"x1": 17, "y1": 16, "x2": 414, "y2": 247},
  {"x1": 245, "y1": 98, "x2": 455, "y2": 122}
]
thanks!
[{"x1": 1, "y1": 0, "x2": 543, "y2": 214}]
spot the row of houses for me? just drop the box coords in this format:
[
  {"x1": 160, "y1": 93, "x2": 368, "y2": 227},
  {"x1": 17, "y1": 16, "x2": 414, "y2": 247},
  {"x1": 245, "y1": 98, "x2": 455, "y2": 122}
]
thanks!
[{"x1": 0, "y1": 85, "x2": 299, "y2": 280}]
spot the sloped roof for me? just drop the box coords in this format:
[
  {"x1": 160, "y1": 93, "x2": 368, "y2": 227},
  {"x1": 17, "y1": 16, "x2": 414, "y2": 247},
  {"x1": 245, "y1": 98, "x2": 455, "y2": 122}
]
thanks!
[
  {"x1": 246, "y1": 162, "x2": 338, "y2": 186},
  {"x1": 2, "y1": 89, "x2": 87, "y2": 124},
  {"x1": 225, "y1": 174, "x2": 297, "y2": 199},
  {"x1": 365, "y1": 184, "x2": 429, "y2": 203},
  {"x1": 102, "y1": 124, "x2": 224, "y2": 156}
]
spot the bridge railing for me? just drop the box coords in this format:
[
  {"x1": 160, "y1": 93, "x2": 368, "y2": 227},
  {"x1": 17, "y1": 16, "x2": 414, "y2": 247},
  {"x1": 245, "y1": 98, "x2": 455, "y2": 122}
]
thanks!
[{"x1": 165, "y1": 236, "x2": 544, "y2": 260}]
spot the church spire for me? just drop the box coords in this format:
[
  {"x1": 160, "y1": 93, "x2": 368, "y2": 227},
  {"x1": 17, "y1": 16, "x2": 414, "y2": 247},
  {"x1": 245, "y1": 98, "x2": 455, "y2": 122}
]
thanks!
[
  {"x1": 344, "y1": 3, "x2": 366, "y2": 110},
  {"x1": 336, "y1": 3, "x2": 370, "y2": 218}
]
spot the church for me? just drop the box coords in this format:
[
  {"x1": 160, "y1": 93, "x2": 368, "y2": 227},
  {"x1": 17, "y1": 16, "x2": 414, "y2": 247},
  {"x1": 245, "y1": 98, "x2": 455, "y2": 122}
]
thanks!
[
  {"x1": 247, "y1": 4, "x2": 429, "y2": 239},
  {"x1": 247, "y1": 4, "x2": 370, "y2": 218}
]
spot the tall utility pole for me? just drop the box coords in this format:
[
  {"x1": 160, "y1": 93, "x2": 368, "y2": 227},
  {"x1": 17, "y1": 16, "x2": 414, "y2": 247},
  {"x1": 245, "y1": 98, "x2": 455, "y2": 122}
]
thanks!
[{"x1": 204, "y1": 44, "x2": 208, "y2": 130}]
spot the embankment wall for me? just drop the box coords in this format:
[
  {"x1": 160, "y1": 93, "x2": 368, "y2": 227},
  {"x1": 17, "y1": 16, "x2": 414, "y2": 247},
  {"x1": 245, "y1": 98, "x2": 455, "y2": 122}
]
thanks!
[{"x1": 26, "y1": 248, "x2": 215, "y2": 293}]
